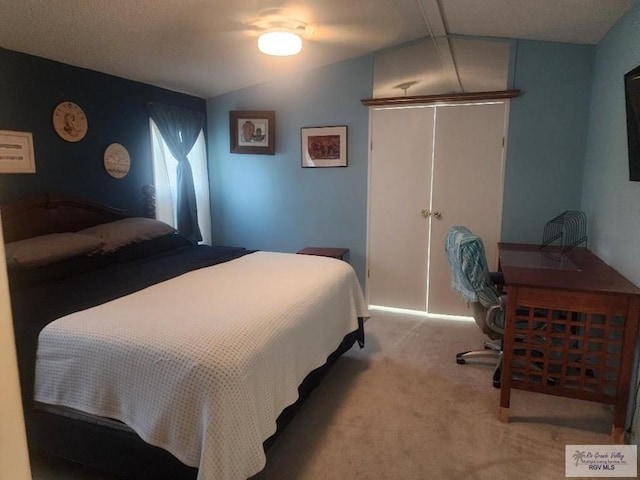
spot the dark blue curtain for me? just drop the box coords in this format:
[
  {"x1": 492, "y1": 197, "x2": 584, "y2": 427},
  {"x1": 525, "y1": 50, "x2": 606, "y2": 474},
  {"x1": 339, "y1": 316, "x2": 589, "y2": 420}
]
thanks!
[{"x1": 148, "y1": 103, "x2": 204, "y2": 242}]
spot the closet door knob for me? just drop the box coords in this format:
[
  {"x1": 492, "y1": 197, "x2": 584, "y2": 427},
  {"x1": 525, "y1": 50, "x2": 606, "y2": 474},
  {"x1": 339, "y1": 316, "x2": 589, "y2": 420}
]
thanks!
[
  {"x1": 432, "y1": 211, "x2": 442, "y2": 219},
  {"x1": 420, "y1": 209, "x2": 430, "y2": 218}
]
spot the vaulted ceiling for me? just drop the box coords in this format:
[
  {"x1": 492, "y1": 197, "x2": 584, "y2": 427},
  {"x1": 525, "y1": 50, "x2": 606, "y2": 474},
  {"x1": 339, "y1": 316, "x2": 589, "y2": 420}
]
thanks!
[{"x1": 0, "y1": 0, "x2": 636, "y2": 98}]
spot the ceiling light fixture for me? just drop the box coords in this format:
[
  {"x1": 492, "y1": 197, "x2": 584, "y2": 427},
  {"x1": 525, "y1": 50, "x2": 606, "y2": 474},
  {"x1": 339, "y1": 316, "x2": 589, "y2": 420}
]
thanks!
[
  {"x1": 255, "y1": 7, "x2": 311, "y2": 57},
  {"x1": 258, "y1": 29, "x2": 302, "y2": 56}
]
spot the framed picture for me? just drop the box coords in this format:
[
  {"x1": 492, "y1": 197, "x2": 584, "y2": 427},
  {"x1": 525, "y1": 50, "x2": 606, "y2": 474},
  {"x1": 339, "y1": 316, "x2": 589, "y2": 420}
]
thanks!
[
  {"x1": 229, "y1": 110, "x2": 275, "y2": 155},
  {"x1": 301, "y1": 126, "x2": 347, "y2": 168},
  {"x1": 0, "y1": 130, "x2": 36, "y2": 173}
]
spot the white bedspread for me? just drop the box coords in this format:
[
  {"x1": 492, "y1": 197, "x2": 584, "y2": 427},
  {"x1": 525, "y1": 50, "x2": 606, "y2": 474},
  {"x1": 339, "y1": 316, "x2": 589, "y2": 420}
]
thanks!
[{"x1": 34, "y1": 251, "x2": 368, "y2": 480}]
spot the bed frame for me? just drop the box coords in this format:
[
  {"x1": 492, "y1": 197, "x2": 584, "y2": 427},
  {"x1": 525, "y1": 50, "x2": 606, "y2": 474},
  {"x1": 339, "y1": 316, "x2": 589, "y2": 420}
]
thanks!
[
  {"x1": 1, "y1": 192, "x2": 131, "y2": 243},
  {"x1": 2, "y1": 191, "x2": 363, "y2": 480}
]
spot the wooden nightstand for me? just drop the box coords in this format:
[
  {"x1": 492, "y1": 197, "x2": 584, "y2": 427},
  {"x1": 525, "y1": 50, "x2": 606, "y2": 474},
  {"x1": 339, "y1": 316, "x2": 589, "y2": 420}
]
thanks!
[{"x1": 296, "y1": 247, "x2": 349, "y2": 260}]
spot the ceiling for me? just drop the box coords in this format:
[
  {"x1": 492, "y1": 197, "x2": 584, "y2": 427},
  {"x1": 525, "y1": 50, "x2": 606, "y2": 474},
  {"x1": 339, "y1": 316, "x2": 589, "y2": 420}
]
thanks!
[{"x1": 0, "y1": 0, "x2": 636, "y2": 99}]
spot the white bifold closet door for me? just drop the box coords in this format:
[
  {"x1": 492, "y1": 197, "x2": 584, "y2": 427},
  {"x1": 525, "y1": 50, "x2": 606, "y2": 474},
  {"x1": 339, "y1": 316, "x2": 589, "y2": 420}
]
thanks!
[
  {"x1": 367, "y1": 101, "x2": 508, "y2": 316},
  {"x1": 367, "y1": 106, "x2": 435, "y2": 312}
]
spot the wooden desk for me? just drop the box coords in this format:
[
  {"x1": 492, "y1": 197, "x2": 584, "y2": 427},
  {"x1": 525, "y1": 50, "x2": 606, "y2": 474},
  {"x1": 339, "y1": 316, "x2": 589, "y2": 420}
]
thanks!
[{"x1": 498, "y1": 243, "x2": 640, "y2": 442}]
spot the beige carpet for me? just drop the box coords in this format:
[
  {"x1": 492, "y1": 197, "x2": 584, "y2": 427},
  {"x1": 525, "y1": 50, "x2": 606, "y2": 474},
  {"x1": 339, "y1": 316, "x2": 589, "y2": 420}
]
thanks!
[{"x1": 31, "y1": 311, "x2": 618, "y2": 480}]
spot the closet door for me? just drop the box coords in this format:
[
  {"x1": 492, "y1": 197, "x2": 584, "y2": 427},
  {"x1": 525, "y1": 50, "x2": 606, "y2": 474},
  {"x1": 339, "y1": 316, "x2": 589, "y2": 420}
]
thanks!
[
  {"x1": 367, "y1": 106, "x2": 435, "y2": 311},
  {"x1": 427, "y1": 102, "x2": 507, "y2": 316},
  {"x1": 367, "y1": 101, "x2": 508, "y2": 316}
]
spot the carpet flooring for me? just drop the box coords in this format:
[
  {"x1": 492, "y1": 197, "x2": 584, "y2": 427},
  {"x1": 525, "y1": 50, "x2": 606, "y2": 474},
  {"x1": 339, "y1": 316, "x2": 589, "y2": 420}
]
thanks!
[{"x1": 31, "y1": 311, "x2": 619, "y2": 480}]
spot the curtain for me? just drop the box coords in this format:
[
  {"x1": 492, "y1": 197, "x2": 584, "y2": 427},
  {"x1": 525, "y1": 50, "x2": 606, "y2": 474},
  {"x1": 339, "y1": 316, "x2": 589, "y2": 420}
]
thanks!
[
  {"x1": 150, "y1": 120, "x2": 212, "y2": 245},
  {"x1": 148, "y1": 103, "x2": 204, "y2": 242}
]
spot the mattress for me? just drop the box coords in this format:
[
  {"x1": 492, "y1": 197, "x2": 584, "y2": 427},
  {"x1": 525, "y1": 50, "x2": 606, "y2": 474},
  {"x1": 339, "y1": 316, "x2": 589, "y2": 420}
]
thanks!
[{"x1": 32, "y1": 251, "x2": 368, "y2": 480}]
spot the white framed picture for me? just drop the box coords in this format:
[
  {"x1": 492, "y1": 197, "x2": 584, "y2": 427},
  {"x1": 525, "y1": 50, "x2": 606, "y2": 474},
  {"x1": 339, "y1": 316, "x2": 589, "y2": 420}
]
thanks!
[
  {"x1": 0, "y1": 130, "x2": 36, "y2": 173},
  {"x1": 229, "y1": 110, "x2": 275, "y2": 155}
]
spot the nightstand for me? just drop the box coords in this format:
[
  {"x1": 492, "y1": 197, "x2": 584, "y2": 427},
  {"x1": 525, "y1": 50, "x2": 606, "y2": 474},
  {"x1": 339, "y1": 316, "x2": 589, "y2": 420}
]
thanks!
[{"x1": 296, "y1": 247, "x2": 349, "y2": 260}]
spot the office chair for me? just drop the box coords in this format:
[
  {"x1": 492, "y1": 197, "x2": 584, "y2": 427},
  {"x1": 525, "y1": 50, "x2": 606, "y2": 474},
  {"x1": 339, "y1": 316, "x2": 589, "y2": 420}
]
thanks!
[{"x1": 446, "y1": 226, "x2": 505, "y2": 388}]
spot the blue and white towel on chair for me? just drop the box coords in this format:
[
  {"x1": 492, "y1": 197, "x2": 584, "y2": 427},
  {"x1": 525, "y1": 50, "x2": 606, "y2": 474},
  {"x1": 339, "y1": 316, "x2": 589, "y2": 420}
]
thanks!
[{"x1": 445, "y1": 226, "x2": 500, "y2": 310}]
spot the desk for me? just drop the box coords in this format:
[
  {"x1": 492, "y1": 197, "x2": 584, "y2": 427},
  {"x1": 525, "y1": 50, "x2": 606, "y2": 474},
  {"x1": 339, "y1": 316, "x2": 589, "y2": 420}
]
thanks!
[{"x1": 498, "y1": 243, "x2": 640, "y2": 442}]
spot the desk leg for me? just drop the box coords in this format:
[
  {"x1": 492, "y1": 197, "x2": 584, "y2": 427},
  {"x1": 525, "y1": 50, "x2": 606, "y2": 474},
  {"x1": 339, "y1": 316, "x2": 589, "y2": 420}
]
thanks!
[
  {"x1": 611, "y1": 426, "x2": 624, "y2": 444},
  {"x1": 612, "y1": 394, "x2": 629, "y2": 444},
  {"x1": 499, "y1": 286, "x2": 518, "y2": 423},
  {"x1": 611, "y1": 297, "x2": 640, "y2": 443},
  {"x1": 499, "y1": 343, "x2": 511, "y2": 423},
  {"x1": 499, "y1": 406, "x2": 510, "y2": 423},
  {"x1": 499, "y1": 371, "x2": 511, "y2": 423}
]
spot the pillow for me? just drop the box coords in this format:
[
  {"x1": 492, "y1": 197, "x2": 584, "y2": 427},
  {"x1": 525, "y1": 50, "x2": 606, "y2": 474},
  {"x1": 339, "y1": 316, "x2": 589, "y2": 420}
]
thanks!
[
  {"x1": 5, "y1": 233, "x2": 104, "y2": 268},
  {"x1": 79, "y1": 217, "x2": 176, "y2": 253}
]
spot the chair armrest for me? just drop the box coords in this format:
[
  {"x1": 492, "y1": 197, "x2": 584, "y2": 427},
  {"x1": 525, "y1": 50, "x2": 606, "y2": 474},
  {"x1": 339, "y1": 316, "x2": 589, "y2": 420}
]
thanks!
[{"x1": 485, "y1": 295, "x2": 508, "y2": 335}]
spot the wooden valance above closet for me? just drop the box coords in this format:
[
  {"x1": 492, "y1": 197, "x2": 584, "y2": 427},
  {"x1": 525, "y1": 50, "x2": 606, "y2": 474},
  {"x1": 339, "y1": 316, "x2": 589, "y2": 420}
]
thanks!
[{"x1": 361, "y1": 89, "x2": 520, "y2": 107}]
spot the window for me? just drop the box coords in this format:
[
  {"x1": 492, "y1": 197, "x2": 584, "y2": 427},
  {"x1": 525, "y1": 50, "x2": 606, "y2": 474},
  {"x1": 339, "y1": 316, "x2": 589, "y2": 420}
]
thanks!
[{"x1": 150, "y1": 119, "x2": 212, "y2": 245}]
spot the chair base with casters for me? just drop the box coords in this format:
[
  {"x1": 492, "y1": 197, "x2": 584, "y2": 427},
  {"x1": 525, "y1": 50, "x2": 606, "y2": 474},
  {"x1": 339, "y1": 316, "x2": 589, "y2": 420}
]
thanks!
[
  {"x1": 456, "y1": 338, "x2": 503, "y2": 388},
  {"x1": 453, "y1": 304, "x2": 553, "y2": 390},
  {"x1": 454, "y1": 298, "x2": 506, "y2": 388},
  {"x1": 454, "y1": 325, "x2": 559, "y2": 390}
]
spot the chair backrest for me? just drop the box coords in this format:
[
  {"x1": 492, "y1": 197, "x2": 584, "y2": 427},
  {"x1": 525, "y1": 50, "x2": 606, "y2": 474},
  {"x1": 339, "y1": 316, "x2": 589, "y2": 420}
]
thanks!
[
  {"x1": 445, "y1": 226, "x2": 503, "y2": 336},
  {"x1": 445, "y1": 226, "x2": 504, "y2": 339}
]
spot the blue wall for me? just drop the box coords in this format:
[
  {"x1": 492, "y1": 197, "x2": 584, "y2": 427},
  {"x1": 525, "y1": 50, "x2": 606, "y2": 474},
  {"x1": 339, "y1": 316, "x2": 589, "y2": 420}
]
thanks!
[
  {"x1": 0, "y1": 48, "x2": 205, "y2": 214},
  {"x1": 578, "y1": 3, "x2": 640, "y2": 439},
  {"x1": 501, "y1": 40, "x2": 594, "y2": 243},
  {"x1": 206, "y1": 41, "x2": 599, "y2": 287},
  {"x1": 581, "y1": 4, "x2": 640, "y2": 285},
  {"x1": 0, "y1": 38, "x2": 609, "y2": 291},
  {"x1": 207, "y1": 56, "x2": 373, "y2": 286}
]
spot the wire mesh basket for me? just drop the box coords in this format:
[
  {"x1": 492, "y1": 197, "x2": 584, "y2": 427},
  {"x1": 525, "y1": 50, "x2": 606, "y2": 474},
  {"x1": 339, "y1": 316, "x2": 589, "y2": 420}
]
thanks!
[{"x1": 540, "y1": 211, "x2": 587, "y2": 253}]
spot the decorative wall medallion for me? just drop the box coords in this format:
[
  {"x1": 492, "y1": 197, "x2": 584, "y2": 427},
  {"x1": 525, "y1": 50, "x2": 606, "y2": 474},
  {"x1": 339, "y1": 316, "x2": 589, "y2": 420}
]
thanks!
[
  {"x1": 52, "y1": 101, "x2": 88, "y2": 142},
  {"x1": 103, "y1": 143, "x2": 131, "y2": 178}
]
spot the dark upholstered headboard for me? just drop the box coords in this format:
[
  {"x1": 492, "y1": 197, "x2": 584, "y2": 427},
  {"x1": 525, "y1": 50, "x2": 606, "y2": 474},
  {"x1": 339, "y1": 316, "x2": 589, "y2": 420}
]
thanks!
[{"x1": 0, "y1": 193, "x2": 132, "y2": 243}]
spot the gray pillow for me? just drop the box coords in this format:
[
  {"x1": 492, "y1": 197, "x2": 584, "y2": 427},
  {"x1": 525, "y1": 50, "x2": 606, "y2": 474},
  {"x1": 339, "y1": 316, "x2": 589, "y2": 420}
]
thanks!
[
  {"x1": 80, "y1": 217, "x2": 176, "y2": 253},
  {"x1": 5, "y1": 233, "x2": 104, "y2": 268}
]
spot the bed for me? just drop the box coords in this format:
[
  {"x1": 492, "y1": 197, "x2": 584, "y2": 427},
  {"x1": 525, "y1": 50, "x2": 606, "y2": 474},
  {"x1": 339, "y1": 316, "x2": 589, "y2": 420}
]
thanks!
[{"x1": 2, "y1": 192, "x2": 367, "y2": 480}]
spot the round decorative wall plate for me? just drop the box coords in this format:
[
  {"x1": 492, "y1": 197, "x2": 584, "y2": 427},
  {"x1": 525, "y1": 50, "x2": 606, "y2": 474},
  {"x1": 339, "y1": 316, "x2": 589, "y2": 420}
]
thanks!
[
  {"x1": 103, "y1": 143, "x2": 131, "y2": 179},
  {"x1": 52, "y1": 101, "x2": 88, "y2": 142}
]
